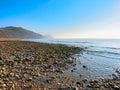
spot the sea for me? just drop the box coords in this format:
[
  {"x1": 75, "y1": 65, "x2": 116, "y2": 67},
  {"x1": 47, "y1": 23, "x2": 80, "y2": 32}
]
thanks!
[{"x1": 24, "y1": 38, "x2": 120, "y2": 80}]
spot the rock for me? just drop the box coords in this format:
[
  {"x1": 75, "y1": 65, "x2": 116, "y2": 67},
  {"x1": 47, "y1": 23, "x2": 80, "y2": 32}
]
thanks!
[
  {"x1": 55, "y1": 70, "x2": 64, "y2": 73},
  {"x1": 0, "y1": 79, "x2": 4, "y2": 84},
  {"x1": 23, "y1": 74, "x2": 28, "y2": 78},
  {"x1": 113, "y1": 85, "x2": 119, "y2": 90},
  {"x1": 116, "y1": 69, "x2": 120, "y2": 74},
  {"x1": 10, "y1": 73, "x2": 15, "y2": 77},
  {"x1": 71, "y1": 87, "x2": 79, "y2": 90},
  {"x1": 87, "y1": 84, "x2": 91, "y2": 87},
  {"x1": 15, "y1": 74, "x2": 20, "y2": 79},
  {"x1": 76, "y1": 81, "x2": 81, "y2": 85},
  {"x1": 0, "y1": 61, "x2": 4, "y2": 65},
  {"x1": 79, "y1": 62, "x2": 81, "y2": 64},
  {"x1": 83, "y1": 65, "x2": 87, "y2": 68},
  {"x1": 112, "y1": 73, "x2": 118, "y2": 78},
  {"x1": 51, "y1": 76, "x2": 56, "y2": 79},
  {"x1": 82, "y1": 78, "x2": 88, "y2": 83},
  {"x1": 3, "y1": 78, "x2": 9, "y2": 83},
  {"x1": 71, "y1": 69, "x2": 74, "y2": 72},
  {"x1": 24, "y1": 74, "x2": 33, "y2": 81},
  {"x1": 23, "y1": 85, "x2": 32, "y2": 90},
  {"x1": 68, "y1": 58, "x2": 74, "y2": 64},
  {"x1": 79, "y1": 74, "x2": 82, "y2": 77},
  {"x1": 1, "y1": 67, "x2": 5, "y2": 71},
  {"x1": 37, "y1": 73, "x2": 41, "y2": 77},
  {"x1": 46, "y1": 79, "x2": 51, "y2": 84},
  {"x1": 27, "y1": 77, "x2": 33, "y2": 81},
  {"x1": 90, "y1": 80, "x2": 98, "y2": 83},
  {"x1": 73, "y1": 68, "x2": 77, "y2": 70},
  {"x1": 72, "y1": 63, "x2": 76, "y2": 66},
  {"x1": 44, "y1": 88, "x2": 47, "y2": 90},
  {"x1": 61, "y1": 70, "x2": 64, "y2": 73},
  {"x1": 0, "y1": 57, "x2": 2, "y2": 60},
  {"x1": 2, "y1": 84, "x2": 6, "y2": 87}
]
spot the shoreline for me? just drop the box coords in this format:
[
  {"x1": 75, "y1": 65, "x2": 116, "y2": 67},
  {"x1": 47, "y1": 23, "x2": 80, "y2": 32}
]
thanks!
[
  {"x1": 0, "y1": 38, "x2": 22, "y2": 41},
  {"x1": 0, "y1": 41, "x2": 119, "y2": 90}
]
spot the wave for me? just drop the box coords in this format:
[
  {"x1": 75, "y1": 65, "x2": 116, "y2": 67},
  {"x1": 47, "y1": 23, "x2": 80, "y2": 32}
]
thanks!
[
  {"x1": 86, "y1": 50, "x2": 120, "y2": 55},
  {"x1": 53, "y1": 40, "x2": 92, "y2": 44}
]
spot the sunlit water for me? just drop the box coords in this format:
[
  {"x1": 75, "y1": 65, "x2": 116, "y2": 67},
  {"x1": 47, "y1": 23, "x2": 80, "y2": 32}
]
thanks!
[{"x1": 24, "y1": 38, "x2": 120, "y2": 80}]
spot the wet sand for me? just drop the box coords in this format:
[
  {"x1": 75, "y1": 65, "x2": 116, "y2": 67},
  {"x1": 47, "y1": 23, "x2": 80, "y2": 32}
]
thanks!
[{"x1": 0, "y1": 41, "x2": 120, "y2": 90}]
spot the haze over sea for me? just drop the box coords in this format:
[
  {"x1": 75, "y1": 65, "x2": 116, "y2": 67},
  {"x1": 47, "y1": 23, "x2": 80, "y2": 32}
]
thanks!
[{"x1": 24, "y1": 38, "x2": 120, "y2": 80}]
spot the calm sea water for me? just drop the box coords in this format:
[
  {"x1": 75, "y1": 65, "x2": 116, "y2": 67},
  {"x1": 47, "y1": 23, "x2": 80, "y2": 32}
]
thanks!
[{"x1": 24, "y1": 38, "x2": 120, "y2": 80}]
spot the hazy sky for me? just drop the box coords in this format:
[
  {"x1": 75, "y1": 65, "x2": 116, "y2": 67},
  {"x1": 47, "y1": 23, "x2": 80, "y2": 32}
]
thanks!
[{"x1": 0, "y1": 0, "x2": 120, "y2": 38}]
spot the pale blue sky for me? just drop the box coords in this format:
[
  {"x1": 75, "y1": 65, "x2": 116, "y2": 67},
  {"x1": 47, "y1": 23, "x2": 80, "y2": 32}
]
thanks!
[{"x1": 0, "y1": 0, "x2": 120, "y2": 38}]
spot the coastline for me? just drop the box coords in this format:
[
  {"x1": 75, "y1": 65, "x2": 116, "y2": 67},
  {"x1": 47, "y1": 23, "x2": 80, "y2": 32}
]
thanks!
[
  {"x1": 0, "y1": 38, "x2": 22, "y2": 41},
  {"x1": 0, "y1": 41, "x2": 119, "y2": 90}
]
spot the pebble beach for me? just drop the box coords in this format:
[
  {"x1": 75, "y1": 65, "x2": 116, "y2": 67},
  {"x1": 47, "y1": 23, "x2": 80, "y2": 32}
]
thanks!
[{"x1": 0, "y1": 41, "x2": 120, "y2": 90}]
